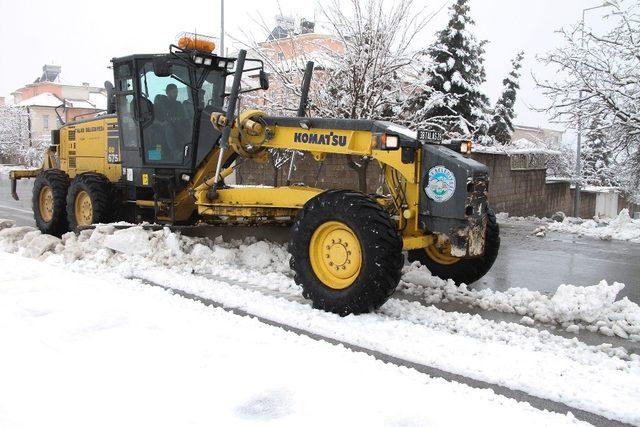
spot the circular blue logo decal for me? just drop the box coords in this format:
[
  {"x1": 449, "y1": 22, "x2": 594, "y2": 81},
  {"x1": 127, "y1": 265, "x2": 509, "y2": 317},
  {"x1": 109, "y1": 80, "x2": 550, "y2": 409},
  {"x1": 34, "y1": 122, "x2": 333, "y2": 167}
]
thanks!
[{"x1": 426, "y1": 166, "x2": 456, "y2": 203}]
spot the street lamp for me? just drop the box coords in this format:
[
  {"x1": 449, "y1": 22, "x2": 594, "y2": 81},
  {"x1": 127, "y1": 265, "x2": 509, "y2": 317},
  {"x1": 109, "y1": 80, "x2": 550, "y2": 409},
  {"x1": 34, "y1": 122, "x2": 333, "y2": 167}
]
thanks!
[
  {"x1": 220, "y1": 0, "x2": 225, "y2": 57},
  {"x1": 574, "y1": 1, "x2": 614, "y2": 217}
]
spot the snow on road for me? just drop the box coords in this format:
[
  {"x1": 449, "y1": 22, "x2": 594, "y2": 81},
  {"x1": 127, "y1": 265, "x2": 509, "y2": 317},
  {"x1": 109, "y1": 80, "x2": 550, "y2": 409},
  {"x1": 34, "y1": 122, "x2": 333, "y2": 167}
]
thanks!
[
  {"x1": 2, "y1": 222, "x2": 640, "y2": 424},
  {"x1": 0, "y1": 253, "x2": 585, "y2": 427},
  {"x1": 401, "y1": 263, "x2": 640, "y2": 340}
]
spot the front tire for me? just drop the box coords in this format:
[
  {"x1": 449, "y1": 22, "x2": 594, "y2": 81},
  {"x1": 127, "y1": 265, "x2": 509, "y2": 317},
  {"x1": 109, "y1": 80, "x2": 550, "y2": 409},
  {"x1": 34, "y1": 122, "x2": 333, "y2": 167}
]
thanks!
[
  {"x1": 289, "y1": 190, "x2": 403, "y2": 315},
  {"x1": 408, "y1": 209, "x2": 500, "y2": 285},
  {"x1": 66, "y1": 173, "x2": 114, "y2": 231},
  {"x1": 32, "y1": 169, "x2": 70, "y2": 237}
]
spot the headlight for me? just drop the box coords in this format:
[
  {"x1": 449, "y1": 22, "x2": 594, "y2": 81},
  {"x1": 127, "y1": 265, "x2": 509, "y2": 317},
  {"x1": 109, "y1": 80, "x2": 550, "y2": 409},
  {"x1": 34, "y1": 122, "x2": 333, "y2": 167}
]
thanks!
[
  {"x1": 460, "y1": 140, "x2": 472, "y2": 154},
  {"x1": 383, "y1": 134, "x2": 399, "y2": 149},
  {"x1": 203, "y1": 57, "x2": 213, "y2": 66},
  {"x1": 194, "y1": 56, "x2": 204, "y2": 65}
]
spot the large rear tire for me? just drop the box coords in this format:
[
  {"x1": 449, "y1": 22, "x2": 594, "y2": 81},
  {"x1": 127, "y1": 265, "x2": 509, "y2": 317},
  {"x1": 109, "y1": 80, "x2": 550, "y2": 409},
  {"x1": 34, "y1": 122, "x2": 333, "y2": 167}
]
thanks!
[
  {"x1": 408, "y1": 209, "x2": 500, "y2": 285},
  {"x1": 289, "y1": 190, "x2": 403, "y2": 315},
  {"x1": 32, "y1": 169, "x2": 70, "y2": 237},
  {"x1": 66, "y1": 173, "x2": 114, "y2": 231}
]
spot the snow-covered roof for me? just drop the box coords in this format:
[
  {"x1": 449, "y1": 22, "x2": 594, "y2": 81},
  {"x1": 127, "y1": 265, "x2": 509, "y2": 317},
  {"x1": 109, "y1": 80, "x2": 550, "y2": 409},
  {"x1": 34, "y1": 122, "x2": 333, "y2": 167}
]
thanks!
[
  {"x1": 579, "y1": 185, "x2": 620, "y2": 193},
  {"x1": 65, "y1": 98, "x2": 96, "y2": 109},
  {"x1": 89, "y1": 92, "x2": 107, "y2": 110},
  {"x1": 473, "y1": 137, "x2": 561, "y2": 156},
  {"x1": 16, "y1": 92, "x2": 63, "y2": 107}
]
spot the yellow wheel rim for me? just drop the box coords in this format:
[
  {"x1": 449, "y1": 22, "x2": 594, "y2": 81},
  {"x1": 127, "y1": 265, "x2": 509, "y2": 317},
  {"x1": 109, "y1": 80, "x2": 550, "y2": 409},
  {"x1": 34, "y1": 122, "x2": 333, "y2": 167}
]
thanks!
[
  {"x1": 74, "y1": 190, "x2": 94, "y2": 226},
  {"x1": 309, "y1": 221, "x2": 362, "y2": 290},
  {"x1": 38, "y1": 186, "x2": 54, "y2": 222},
  {"x1": 425, "y1": 240, "x2": 461, "y2": 265}
]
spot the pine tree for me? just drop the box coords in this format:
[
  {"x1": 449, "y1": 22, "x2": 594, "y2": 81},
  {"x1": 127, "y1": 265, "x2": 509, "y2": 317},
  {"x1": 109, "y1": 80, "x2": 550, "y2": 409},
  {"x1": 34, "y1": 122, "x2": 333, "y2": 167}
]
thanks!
[
  {"x1": 410, "y1": 0, "x2": 490, "y2": 137},
  {"x1": 581, "y1": 116, "x2": 619, "y2": 187},
  {"x1": 488, "y1": 51, "x2": 524, "y2": 144}
]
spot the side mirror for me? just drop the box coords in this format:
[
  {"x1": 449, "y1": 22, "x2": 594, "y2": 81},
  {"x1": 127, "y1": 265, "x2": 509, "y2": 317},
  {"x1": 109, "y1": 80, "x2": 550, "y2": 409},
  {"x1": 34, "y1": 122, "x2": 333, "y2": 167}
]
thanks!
[
  {"x1": 153, "y1": 57, "x2": 173, "y2": 77},
  {"x1": 104, "y1": 81, "x2": 116, "y2": 114},
  {"x1": 259, "y1": 70, "x2": 269, "y2": 90}
]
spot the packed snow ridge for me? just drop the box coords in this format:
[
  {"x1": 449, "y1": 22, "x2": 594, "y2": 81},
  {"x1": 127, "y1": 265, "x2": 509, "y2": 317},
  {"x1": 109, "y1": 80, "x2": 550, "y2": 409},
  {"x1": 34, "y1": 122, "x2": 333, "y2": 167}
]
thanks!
[{"x1": 0, "y1": 219, "x2": 639, "y2": 342}]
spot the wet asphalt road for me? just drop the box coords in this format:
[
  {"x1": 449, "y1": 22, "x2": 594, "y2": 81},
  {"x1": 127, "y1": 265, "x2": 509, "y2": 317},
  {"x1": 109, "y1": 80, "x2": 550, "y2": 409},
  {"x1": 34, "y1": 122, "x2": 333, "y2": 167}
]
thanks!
[
  {"x1": 479, "y1": 220, "x2": 640, "y2": 302},
  {"x1": 1, "y1": 174, "x2": 639, "y2": 304}
]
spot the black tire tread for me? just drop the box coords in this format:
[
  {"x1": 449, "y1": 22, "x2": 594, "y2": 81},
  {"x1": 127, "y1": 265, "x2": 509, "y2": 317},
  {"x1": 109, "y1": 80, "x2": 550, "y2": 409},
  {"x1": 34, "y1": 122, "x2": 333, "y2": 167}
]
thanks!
[
  {"x1": 32, "y1": 169, "x2": 70, "y2": 237},
  {"x1": 289, "y1": 189, "x2": 403, "y2": 315},
  {"x1": 66, "y1": 173, "x2": 114, "y2": 231}
]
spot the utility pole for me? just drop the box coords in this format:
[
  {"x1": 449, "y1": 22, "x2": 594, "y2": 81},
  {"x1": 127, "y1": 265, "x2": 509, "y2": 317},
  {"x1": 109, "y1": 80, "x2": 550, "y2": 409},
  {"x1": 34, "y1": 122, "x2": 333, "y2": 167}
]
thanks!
[
  {"x1": 575, "y1": 2, "x2": 613, "y2": 217},
  {"x1": 220, "y1": 0, "x2": 225, "y2": 57}
]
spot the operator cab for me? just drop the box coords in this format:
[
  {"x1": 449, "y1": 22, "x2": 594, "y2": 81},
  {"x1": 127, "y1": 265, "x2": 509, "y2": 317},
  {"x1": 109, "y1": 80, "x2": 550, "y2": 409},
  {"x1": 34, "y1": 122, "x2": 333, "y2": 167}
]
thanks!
[{"x1": 107, "y1": 33, "x2": 268, "y2": 220}]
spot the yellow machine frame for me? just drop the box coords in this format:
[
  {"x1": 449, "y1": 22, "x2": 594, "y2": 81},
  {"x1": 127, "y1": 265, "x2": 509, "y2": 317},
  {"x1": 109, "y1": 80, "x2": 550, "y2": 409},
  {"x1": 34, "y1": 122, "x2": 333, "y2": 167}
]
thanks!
[{"x1": 187, "y1": 110, "x2": 434, "y2": 251}]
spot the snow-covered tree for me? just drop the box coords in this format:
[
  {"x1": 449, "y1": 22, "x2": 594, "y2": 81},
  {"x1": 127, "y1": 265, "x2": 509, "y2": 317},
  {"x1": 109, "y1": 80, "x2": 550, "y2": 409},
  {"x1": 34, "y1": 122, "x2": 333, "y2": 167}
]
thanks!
[
  {"x1": 537, "y1": 0, "x2": 640, "y2": 195},
  {"x1": 488, "y1": 51, "x2": 524, "y2": 144},
  {"x1": 0, "y1": 105, "x2": 42, "y2": 166},
  {"x1": 409, "y1": 0, "x2": 490, "y2": 138},
  {"x1": 244, "y1": 0, "x2": 429, "y2": 190},
  {"x1": 581, "y1": 116, "x2": 620, "y2": 187}
]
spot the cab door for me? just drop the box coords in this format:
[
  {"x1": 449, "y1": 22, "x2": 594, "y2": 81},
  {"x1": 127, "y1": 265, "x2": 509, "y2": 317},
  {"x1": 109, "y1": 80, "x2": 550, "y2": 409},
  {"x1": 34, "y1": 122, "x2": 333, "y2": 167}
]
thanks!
[
  {"x1": 113, "y1": 60, "x2": 142, "y2": 183},
  {"x1": 135, "y1": 59, "x2": 195, "y2": 169}
]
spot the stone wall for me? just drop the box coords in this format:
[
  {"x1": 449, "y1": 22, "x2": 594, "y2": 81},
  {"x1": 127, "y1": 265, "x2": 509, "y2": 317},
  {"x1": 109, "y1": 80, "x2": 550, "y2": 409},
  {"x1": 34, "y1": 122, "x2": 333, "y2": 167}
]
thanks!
[{"x1": 236, "y1": 152, "x2": 383, "y2": 193}]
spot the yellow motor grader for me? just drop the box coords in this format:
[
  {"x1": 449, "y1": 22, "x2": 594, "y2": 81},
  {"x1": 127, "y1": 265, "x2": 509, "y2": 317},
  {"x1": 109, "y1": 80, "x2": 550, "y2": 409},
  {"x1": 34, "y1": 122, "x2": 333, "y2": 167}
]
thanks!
[{"x1": 9, "y1": 35, "x2": 499, "y2": 315}]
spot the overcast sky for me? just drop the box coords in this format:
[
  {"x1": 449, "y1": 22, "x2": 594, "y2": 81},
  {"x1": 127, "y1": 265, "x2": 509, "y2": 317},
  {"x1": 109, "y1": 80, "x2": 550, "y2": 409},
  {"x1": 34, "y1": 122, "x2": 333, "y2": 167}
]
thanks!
[{"x1": 0, "y1": 0, "x2": 613, "y2": 131}]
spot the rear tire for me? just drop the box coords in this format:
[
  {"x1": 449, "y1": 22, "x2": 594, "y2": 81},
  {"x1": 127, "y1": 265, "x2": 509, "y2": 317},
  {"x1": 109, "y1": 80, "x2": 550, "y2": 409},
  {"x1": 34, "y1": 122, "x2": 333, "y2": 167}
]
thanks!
[
  {"x1": 408, "y1": 209, "x2": 500, "y2": 285},
  {"x1": 289, "y1": 190, "x2": 403, "y2": 315},
  {"x1": 66, "y1": 173, "x2": 114, "y2": 231},
  {"x1": 32, "y1": 169, "x2": 70, "y2": 237}
]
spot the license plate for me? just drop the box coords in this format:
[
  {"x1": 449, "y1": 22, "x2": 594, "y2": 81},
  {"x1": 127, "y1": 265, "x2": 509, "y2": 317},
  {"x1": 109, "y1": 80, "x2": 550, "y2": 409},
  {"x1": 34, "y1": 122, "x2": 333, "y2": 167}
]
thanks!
[{"x1": 417, "y1": 129, "x2": 443, "y2": 144}]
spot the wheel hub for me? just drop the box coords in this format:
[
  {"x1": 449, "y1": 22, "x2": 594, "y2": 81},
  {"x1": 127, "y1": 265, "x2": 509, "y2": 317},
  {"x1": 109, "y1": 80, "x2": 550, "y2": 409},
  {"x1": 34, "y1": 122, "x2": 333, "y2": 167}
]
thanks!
[
  {"x1": 74, "y1": 190, "x2": 93, "y2": 226},
  {"x1": 310, "y1": 221, "x2": 362, "y2": 289},
  {"x1": 39, "y1": 186, "x2": 54, "y2": 222},
  {"x1": 425, "y1": 240, "x2": 460, "y2": 265}
]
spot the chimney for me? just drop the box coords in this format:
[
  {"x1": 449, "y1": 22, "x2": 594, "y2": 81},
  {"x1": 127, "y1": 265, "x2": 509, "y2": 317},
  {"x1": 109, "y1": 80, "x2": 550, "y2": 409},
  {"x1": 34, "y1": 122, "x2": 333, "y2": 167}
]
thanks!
[
  {"x1": 41, "y1": 64, "x2": 62, "y2": 82},
  {"x1": 300, "y1": 19, "x2": 315, "y2": 34}
]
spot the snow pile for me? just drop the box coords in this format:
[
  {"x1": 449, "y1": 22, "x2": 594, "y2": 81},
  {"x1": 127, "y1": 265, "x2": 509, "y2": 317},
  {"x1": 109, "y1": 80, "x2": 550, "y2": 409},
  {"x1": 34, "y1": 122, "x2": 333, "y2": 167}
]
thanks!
[
  {"x1": 400, "y1": 262, "x2": 640, "y2": 341},
  {"x1": 0, "y1": 224, "x2": 294, "y2": 290},
  {"x1": 548, "y1": 209, "x2": 640, "y2": 243},
  {"x1": 2, "y1": 221, "x2": 640, "y2": 341}
]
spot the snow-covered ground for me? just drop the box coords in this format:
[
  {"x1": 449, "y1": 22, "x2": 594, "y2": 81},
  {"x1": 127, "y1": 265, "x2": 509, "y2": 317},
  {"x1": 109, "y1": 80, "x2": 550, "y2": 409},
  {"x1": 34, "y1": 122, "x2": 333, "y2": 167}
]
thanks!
[
  {"x1": 1, "y1": 221, "x2": 640, "y2": 424},
  {"x1": 2, "y1": 253, "x2": 589, "y2": 427},
  {"x1": 547, "y1": 209, "x2": 640, "y2": 243},
  {"x1": 498, "y1": 209, "x2": 640, "y2": 243}
]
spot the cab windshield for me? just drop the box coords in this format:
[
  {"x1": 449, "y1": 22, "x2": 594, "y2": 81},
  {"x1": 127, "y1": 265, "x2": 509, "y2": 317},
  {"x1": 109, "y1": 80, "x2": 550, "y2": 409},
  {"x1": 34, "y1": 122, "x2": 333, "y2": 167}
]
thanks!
[{"x1": 123, "y1": 58, "x2": 227, "y2": 167}]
